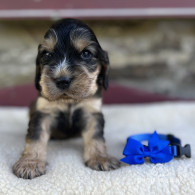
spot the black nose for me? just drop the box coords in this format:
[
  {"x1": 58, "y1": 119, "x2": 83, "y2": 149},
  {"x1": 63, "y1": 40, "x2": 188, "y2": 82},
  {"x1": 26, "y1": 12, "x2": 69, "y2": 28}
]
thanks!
[{"x1": 55, "y1": 77, "x2": 72, "y2": 89}]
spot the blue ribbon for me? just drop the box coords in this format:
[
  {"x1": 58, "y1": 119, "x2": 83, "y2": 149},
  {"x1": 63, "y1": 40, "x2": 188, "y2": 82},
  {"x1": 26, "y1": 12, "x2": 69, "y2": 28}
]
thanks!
[{"x1": 121, "y1": 131, "x2": 175, "y2": 164}]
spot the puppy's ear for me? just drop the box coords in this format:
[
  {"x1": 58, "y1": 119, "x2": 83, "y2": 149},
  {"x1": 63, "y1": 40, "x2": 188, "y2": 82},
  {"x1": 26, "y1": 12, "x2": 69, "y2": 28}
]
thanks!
[
  {"x1": 35, "y1": 44, "x2": 42, "y2": 91},
  {"x1": 98, "y1": 49, "x2": 110, "y2": 90}
]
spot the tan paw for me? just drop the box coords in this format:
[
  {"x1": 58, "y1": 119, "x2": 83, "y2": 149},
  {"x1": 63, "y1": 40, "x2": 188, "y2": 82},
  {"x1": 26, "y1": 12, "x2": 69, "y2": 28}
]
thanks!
[
  {"x1": 85, "y1": 156, "x2": 121, "y2": 171},
  {"x1": 12, "y1": 157, "x2": 46, "y2": 179}
]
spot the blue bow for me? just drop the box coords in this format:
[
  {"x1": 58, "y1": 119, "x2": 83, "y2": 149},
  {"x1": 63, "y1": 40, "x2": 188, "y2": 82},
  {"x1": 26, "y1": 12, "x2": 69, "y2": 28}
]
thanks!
[{"x1": 121, "y1": 131, "x2": 174, "y2": 164}]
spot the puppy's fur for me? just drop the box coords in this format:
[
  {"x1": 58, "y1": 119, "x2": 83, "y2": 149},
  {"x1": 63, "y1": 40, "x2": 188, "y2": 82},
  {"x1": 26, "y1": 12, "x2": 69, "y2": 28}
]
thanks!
[{"x1": 13, "y1": 19, "x2": 121, "y2": 179}]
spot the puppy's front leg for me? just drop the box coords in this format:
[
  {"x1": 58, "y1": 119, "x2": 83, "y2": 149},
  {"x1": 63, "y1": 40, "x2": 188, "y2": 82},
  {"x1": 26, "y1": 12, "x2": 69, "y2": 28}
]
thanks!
[
  {"x1": 13, "y1": 112, "x2": 53, "y2": 179},
  {"x1": 82, "y1": 112, "x2": 121, "y2": 171}
]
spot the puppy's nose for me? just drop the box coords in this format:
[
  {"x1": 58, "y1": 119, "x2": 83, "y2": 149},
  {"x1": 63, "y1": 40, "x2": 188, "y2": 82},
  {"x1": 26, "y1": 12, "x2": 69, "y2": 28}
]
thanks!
[{"x1": 55, "y1": 77, "x2": 72, "y2": 89}]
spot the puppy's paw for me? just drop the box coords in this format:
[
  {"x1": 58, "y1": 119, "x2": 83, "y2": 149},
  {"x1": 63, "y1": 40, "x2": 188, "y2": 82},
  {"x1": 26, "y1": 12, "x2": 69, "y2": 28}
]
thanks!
[
  {"x1": 85, "y1": 156, "x2": 121, "y2": 171},
  {"x1": 12, "y1": 157, "x2": 46, "y2": 179}
]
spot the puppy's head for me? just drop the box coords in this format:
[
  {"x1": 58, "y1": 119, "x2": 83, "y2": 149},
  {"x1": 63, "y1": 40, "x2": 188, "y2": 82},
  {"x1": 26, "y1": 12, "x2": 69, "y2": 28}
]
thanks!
[{"x1": 35, "y1": 19, "x2": 109, "y2": 101}]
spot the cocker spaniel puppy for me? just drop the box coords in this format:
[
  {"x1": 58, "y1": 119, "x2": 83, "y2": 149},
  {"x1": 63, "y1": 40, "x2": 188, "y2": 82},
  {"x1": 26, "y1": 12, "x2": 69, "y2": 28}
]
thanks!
[{"x1": 13, "y1": 19, "x2": 121, "y2": 179}]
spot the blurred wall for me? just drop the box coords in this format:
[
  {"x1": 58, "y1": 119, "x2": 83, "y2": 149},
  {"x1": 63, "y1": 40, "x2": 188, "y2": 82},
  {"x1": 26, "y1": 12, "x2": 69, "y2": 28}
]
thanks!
[{"x1": 0, "y1": 19, "x2": 195, "y2": 98}]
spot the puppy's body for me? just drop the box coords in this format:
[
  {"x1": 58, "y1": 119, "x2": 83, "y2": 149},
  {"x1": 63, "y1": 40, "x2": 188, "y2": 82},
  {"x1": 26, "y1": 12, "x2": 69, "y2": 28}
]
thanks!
[{"x1": 13, "y1": 19, "x2": 120, "y2": 179}]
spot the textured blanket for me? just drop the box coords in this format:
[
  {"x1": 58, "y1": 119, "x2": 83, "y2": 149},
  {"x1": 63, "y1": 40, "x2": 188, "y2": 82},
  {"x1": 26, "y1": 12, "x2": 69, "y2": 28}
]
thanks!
[{"x1": 0, "y1": 102, "x2": 194, "y2": 195}]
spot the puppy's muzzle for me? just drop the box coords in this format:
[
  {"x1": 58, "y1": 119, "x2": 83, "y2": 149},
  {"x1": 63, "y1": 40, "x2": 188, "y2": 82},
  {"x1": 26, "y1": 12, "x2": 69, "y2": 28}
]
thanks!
[{"x1": 55, "y1": 76, "x2": 72, "y2": 90}]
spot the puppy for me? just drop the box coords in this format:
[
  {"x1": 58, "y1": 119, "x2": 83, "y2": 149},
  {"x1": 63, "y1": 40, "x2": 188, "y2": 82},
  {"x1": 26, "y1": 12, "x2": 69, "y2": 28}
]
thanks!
[{"x1": 13, "y1": 19, "x2": 121, "y2": 179}]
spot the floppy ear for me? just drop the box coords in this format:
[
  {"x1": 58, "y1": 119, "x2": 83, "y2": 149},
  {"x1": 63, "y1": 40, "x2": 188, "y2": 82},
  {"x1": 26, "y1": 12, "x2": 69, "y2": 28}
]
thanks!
[
  {"x1": 35, "y1": 65, "x2": 41, "y2": 91},
  {"x1": 98, "y1": 49, "x2": 110, "y2": 90},
  {"x1": 35, "y1": 45, "x2": 41, "y2": 91},
  {"x1": 35, "y1": 44, "x2": 42, "y2": 91}
]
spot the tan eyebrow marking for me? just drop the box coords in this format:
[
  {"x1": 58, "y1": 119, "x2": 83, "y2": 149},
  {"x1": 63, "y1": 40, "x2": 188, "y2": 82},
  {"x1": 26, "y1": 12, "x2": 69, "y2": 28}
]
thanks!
[
  {"x1": 72, "y1": 39, "x2": 90, "y2": 52},
  {"x1": 70, "y1": 27, "x2": 96, "y2": 52},
  {"x1": 40, "y1": 29, "x2": 58, "y2": 52}
]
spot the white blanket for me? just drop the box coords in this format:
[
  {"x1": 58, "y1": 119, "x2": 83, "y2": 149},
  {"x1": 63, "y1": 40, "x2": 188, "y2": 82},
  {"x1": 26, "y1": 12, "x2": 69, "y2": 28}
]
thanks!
[{"x1": 0, "y1": 102, "x2": 194, "y2": 195}]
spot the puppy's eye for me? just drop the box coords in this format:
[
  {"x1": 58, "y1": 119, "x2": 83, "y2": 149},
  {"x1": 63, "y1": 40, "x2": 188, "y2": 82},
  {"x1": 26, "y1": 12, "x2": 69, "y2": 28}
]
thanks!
[
  {"x1": 42, "y1": 52, "x2": 52, "y2": 60},
  {"x1": 80, "y1": 49, "x2": 93, "y2": 60},
  {"x1": 45, "y1": 52, "x2": 52, "y2": 58}
]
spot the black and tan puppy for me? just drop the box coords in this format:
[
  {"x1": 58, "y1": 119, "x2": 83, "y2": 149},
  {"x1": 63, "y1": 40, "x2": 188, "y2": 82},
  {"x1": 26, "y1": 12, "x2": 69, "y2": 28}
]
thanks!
[{"x1": 13, "y1": 19, "x2": 121, "y2": 179}]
